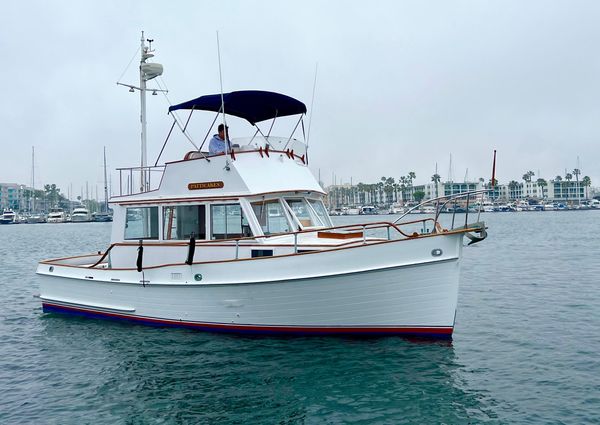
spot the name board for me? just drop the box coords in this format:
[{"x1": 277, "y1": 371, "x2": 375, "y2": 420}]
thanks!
[{"x1": 188, "y1": 181, "x2": 224, "y2": 190}]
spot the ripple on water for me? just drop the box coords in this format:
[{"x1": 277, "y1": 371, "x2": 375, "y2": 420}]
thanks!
[{"x1": 1, "y1": 214, "x2": 600, "y2": 423}]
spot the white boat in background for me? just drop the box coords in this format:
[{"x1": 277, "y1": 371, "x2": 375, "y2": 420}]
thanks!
[
  {"x1": 346, "y1": 207, "x2": 360, "y2": 215},
  {"x1": 27, "y1": 213, "x2": 47, "y2": 224},
  {"x1": 71, "y1": 207, "x2": 91, "y2": 222},
  {"x1": 36, "y1": 35, "x2": 487, "y2": 339},
  {"x1": 543, "y1": 203, "x2": 556, "y2": 211},
  {"x1": 0, "y1": 209, "x2": 18, "y2": 224},
  {"x1": 360, "y1": 205, "x2": 378, "y2": 215},
  {"x1": 47, "y1": 208, "x2": 66, "y2": 223},
  {"x1": 389, "y1": 203, "x2": 405, "y2": 214},
  {"x1": 481, "y1": 201, "x2": 495, "y2": 212}
]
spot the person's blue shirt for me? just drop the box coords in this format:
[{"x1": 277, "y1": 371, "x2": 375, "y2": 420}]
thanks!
[{"x1": 209, "y1": 134, "x2": 227, "y2": 155}]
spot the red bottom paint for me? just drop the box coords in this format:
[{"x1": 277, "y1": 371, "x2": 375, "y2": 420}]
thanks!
[{"x1": 42, "y1": 302, "x2": 454, "y2": 339}]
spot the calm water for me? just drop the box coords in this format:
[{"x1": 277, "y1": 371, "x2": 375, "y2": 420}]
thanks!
[{"x1": 1, "y1": 212, "x2": 599, "y2": 424}]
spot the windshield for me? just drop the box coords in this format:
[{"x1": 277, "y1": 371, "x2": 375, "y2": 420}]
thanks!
[
  {"x1": 251, "y1": 200, "x2": 291, "y2": 235},
  {"x1": 285, "y1": 198, "x2": 322, "y2": 228},
  {"x1": 307, "y1": 199, "x2": 332, "y2": 227}
]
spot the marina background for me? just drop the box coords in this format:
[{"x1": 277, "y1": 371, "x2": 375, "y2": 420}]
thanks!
[
  {"x1": 3, "y1": 1, "x2": 600, "y2": 195},
  {"x1": 1, "y1": 212, "x2": 599, "y2": 423}
]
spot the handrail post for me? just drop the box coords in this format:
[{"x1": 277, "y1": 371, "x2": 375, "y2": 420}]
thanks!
[
  {"x1": 465, "y1": 195, "x2": 470, "y2": 227},
  {"x1": 451, "y1": 200, "x2": 457, "y2": 229},
  {"x1": 235, "y1": 239, "x2": 239, "y2": 259},
  {"x1": 362, "y1": 225, "x2": 366, "y2": 244},
  {"x1": 387, "y1": 225, "x2": 390, "y2": 240},
  {"x1": 294, "y1": 233, "x2": 298, "y2": 253}
]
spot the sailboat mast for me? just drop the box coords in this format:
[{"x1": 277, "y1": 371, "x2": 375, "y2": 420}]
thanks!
[
  {"x1": 31, "y1": 146, "x2": 35, "y2": 212},
  {"x1": 103, "y1": 146, "x2": 109, "y2": 212}
]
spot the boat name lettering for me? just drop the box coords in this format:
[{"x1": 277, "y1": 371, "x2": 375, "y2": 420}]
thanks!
[{"x1": 188, "y1": 181, "x2": 224, "y2": 190}]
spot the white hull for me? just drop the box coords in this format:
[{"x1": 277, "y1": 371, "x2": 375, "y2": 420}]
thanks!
[
  {"x1": 38, "y1": 233, "x2": 464, "y2": 337},
  {"x1": 71, "y1": 216, "x2": 91, "y2": 222}
]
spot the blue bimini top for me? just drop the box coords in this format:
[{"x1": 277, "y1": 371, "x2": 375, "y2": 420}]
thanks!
[{"x1": 168, "y1": 90, "x2": 307, "y2": 125}]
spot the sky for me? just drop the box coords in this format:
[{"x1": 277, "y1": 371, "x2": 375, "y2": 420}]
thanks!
[{"x1": 2, "y1": 0, "x2": 600, "y2": 198}]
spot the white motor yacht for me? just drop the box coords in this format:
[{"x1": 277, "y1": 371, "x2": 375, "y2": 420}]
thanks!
[
  {"x1": 47, "y1": 208, "x2": 66, "y2": 223},
  {"x1": 71, "y1": 207, "x2": 91, "y2": 222},
  {"x1": 36, "y1": 37, "x2": 487, "y2": 339},
  {"x1": 0, "y1": 209, "x2": 18, "y2": 224}
]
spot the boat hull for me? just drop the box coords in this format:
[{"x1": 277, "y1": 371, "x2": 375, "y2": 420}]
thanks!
[{"x1": 38, "y1": 234, "x2": 464, "y2": 338}]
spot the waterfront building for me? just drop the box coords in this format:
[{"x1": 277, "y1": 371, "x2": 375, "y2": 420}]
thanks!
[
  {"x1": 549, "y1": 180, "x2": 584, "y2": 202},
  {"x1": 0, "y1": 183, "x2": 25, "y2": 211}
]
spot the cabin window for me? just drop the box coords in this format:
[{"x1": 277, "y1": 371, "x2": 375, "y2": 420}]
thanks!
[
  {"x1": 124, "y1": 207, "x2": 159, "y2": 240},
  {"x1": 210, "y1": 204, "x2": 252, "y2": 240},
  {"x1": 285, "y1": 198, "x2": 319, "y2": 227},
  {"x1": 307, "y1": 199, "x2": 331, "y2": 227},
  {"x1": 251, "y1": 200, "x2": 291, "y2": 234},
  {"x1": 163, "y1": 205, "x2": 206, "y2": 240}
]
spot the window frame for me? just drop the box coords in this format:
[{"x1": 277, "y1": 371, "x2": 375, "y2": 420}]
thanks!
[
  {"x1": 123, "y1": 206, "x2": 159, "y2": 240},
  {"x1": 250, "y1": 198, "x2": 294, "y2": 236}
]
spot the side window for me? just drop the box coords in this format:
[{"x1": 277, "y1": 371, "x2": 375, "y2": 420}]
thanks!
[
  {"x1": 124, "y1": 207, "x2": 158, "y2": 240},
  {"x1": 251, "y1": 200, "x2": 291, "y2": 235},
  {"x1": 211, "y1": 204, "x2": 251, "y2": 240},
  {"x1": 307, "y1": 199, "x2": 331, "y2": 227},
  {"x1": 163, "y1": 205, "x2": 206, "y2": 240},
  {"x1": 285, "y1": 198, "x2": 318, "y2": 227}
]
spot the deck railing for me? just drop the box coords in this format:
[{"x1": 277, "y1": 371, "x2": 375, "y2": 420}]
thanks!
[
  {"x1": 116, "y1": 165, "x2": 166, "y2": 196},
  {"x1": 86, "y1": 211, "x2": 485, "y2": 270}
]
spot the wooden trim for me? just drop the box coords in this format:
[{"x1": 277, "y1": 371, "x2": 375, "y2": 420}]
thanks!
[{"x1": 318, "y1": 231, "x2": 363, "y2": 240}]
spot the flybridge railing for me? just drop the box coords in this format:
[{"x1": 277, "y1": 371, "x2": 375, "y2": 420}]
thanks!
[
  {"x1": 117, "y1": 165, "x2": 166, "y2": 196},
  {"x1": 394, "y1": 189, "x2": 492, "y2": 230},
  {"x1": 232, "y1": 136, "x2": 307, "y2": 158}
]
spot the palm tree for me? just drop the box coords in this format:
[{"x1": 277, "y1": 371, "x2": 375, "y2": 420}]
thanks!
[
  {"x1": 565, "y1": 173, "x2": 572, "y2": 182},
  {"x1": 407, "y1": 172, "x2": 416, "y2": 200},
  {"x1": 384, "y1": 177, "x2": 395, "y2": 205},
  {"x1": 431, "y1": 173, "x2": 441, "y2": 198},
  {"x1": 554, "y1": 175, "x2": 562, "y2": 182},
  {"x1": 399, "y1": 176, "x2": 407, "y2": 203},
  {"x1": 573, "y1": 169, "x2": 581, "y2": 203},
  {"x1": 522, "y1": 171, "x2": 534, "y2": 183},
  {"x1": 582, "y1": 176, "x2": 591, "y2": 199},
  {"x1": 536, "y1": 178, "x2": 548, "y2": 199},
  {"x1": 44, "y1": 184, "x2": 61, "y2": 209},
  {"x1": 508, "y1": 180, "x2": 520, "y2": 200}
]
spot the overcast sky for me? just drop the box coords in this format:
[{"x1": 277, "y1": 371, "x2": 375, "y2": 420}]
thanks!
[{"x1": 2, "y1": 1, "x2": 599, "y2": 198}]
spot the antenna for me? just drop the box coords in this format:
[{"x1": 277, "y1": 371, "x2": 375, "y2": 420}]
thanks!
[
  {"x1": 306, "y1": 63, "x2": 318, "y2": 147},
  {"x1": 216, "y1": 31, "x2": 230, "y2": 158}
]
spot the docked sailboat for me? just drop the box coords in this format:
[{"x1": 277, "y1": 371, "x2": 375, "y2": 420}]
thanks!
[{"x1": 36, "y1": 35, "x2": 487, "y2": 338}]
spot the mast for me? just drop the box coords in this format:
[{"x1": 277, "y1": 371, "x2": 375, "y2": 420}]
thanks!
[
  {"x1": 117, "y1": 31, "x2": 165, "y2": 193},
  {"x1": 31, "y1": 146, "x2": 35, "y2": 212},
  {"x1": 140, "y1": 32, "x2": 148, "y2": 191},
  {"x1": 103, "y1": 147, "x2": 109, "y2": 212}
]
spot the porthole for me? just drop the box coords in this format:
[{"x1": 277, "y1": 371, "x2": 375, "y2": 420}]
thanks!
[
  {"x1": 194, "y1": 274, "x2": 203, "y2": 281},
  {"x1": 431, "y1": 249, "x2": 443, "y2": 257},
  {"x1": 49, "y1": 266, "x2": 54, "y2": 272}
]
